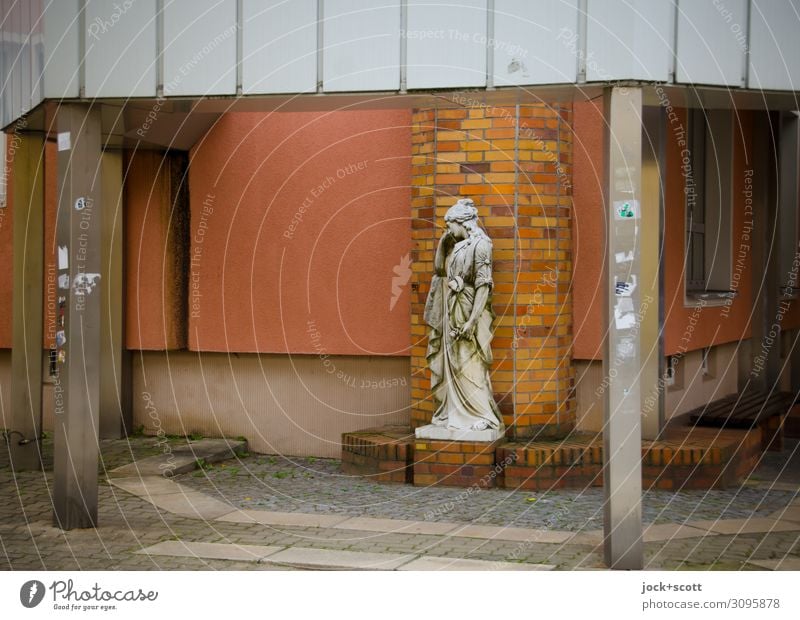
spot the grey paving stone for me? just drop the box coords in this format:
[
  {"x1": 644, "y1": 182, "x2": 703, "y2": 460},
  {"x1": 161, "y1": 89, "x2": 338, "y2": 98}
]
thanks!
[
  {"x1": 748, "y1": 481, "x2": 800, "y2": 492},
  {"x1": 334, "y1": 517, "x2": 460, "y2": 536},
  {"x1": 747, "y1": 558, "x2": 800, "y2": 571},
  {"x1": 769, "y1": 506, "x2": 800, "y2": 522},
  {"x1": 108, "y1": 476, "x2": 182, "y2": 496},
  {"x1": 261, "y1": 547, "x2": 413, "y2": 570},
  {"x1": 136, "y1": 541, "x2": 283, "y2": 562},
  {"x1": 146, "y1": 491, "x2": 237, "y2": 520},
  {"x1": 217, "y1": 509, "x2": 349, "y2": 528},
  {"x1": 447, "y1": 523, "x2": 571, "y2": 544},
  {"x1": 564, "y1": 530, "x2": 604, "y2": 546},
  {"x1": 398, "y1": 556, "x2": 554, "y2": 571},
  {"x1": 643, "y1": 523, "x2": 718, "y2": 543},
  {"x1": 688, "y1": 518, "x2": 800, "y2": 535}
]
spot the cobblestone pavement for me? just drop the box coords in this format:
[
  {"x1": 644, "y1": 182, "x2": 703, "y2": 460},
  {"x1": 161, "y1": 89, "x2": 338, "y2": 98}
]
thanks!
[
  {"x1": 1, "y1": 436, "x2": 798, "y2": 570},
  {"x1": 177, "y1": 443, "x2": 800, "y2": 531}
]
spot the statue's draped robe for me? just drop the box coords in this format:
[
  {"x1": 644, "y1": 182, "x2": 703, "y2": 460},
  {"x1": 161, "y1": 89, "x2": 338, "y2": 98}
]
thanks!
[{"x1": 424, "y1": 235, "x2": 503, "y2": 430}]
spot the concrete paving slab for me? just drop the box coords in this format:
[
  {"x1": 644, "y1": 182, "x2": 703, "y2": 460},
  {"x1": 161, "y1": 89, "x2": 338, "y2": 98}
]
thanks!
[
  {"x1": 398, "y1": 556, "x2": 554, "y2": 571},
  {"x1": 448, "y1": 523, "x2": 572, "y2": 544},
  {"x1": 136, "y1": 541, "x2": 283, "y2": 562},
  {"x1": 643, "y1": 523, "x2": 718, "y2": 543},
  {"x1": 688, "y1": 518, "x2": 800, "y2": 535},
  {"x1": 108, "y1": 476, "x2": 181, "y2": 497},
  {"x1": 109, "y1": 439, "x2": 247, "y2": 478},
  {"x1": 564, "y1": 530, "x2": 603, "y2": 546},
  {"x1": 770, "y1": 506, "x2": 800, "y2": 522},
  {"x1": 747, "y1": 558, "x2": 800, "y2": 571},
  {"x1": 747, "y1": 481, "x2": 800, "y2": 493},
  {"x1": 110, "y1": 455, "x2": 197, "y2": 478},
  {"x1": 261, "y1": 547, "x2": 413, "y2": 570},
  {"x1": 147, "y1": 492, "x2": 237, "y2": 520},
  {"x1": 216, "y1": 509, "x2": 350, "y2": 529},
  {"x1": 334, "y1": 517, "x2": 460, "y2": 536}
]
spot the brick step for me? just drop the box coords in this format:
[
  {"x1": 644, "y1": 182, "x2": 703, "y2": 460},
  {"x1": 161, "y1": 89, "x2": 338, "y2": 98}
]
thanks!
[
  {"x1": 340, "y1": 426, "x2": 415, "y2": 483},
  {"x1": 785, "y1": 404, "x2": 800, "y2": 438},
  {"x1": 342, "y1": 425, "x2": 763, "y2": 490}
]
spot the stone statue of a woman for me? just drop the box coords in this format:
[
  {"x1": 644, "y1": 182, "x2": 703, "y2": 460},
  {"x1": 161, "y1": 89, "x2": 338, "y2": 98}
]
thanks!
[{"x1": 417, "y1": 198, "x2": 504, "y2": 440}]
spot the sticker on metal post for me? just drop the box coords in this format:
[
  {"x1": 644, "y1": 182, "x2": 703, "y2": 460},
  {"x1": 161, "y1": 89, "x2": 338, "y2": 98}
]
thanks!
[
  {"x1": 57, "y1": 132, "x2": 71, "y2": 151},
  {"x1": 614, "y1": 199, "x2": 639, "y2": 220},
  {"x1": 72, "y1": 273, "x2": 101, "y2": 296},
  {"x1": 615, "y1": 275, "x2": 637, "y2": 297},
  {"x1": 58, "y1": 245, "x2": 69, "y2": 270},
  {"x1": 74, "y1": 197, "x2": 87, "y2": 211}
]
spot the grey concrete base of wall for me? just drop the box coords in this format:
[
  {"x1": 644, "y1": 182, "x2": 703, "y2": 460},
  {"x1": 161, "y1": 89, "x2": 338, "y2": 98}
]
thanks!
[
  {"x1": 574, "y1": 341, "x2": 743, "y2": 433},
  {"x1": 131, "y1": 351, "x2": 411, "y2": 458},
  {"x1": 0, "y1": 348, "x2": 409, "y2": 458}
]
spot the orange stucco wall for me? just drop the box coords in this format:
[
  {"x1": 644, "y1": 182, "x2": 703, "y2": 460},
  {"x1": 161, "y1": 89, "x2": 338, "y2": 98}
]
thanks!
[
  {"x1": 572, "y1": 100, "x2": 605, "y2": 360},
  {"x1": 187, "y1": 110, "x2": 412, "y2": 355},
  {"x1": 662, "y1": 109, "x2": 753, "y2": 354}
]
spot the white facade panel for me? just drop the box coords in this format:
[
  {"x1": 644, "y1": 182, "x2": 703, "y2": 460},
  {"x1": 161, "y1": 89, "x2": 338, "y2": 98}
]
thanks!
[
  {"x1": 1, "y1": 1, "x2": 15, "y2": 127},
  {"x1": 242, "y1": 0, "x2": 317, "y2": 94},
  {"x1": 492, "y1": 0, "x2": 578, "y2": 86},
  {"x1": 17, "y1": 1, "x2": 29, "y2": 117},
  {"x1": 749, "y1": 0, "x2": 800, "y2": 91},
  {"x1": 323, "y1": 0, "x2": 401, "y2": 92},
  {"x1": 85, "y1": 0, "x2": 157, "y2": 98},
  {"x1": 406, "y1": 0, "x2": 487, "y2": 89},
  {"x1": 586, "y1": 0, "x2": 672, "y2": 82},
  {"x1": 29, "y1": 0, "x2": 44, "y2": 108},
  {"x1": 163, "y1": 0, "x2": 237, "y2": 96},
  {"x1": 676, "y1": 0, "x2": 747, "y2": 87},
  {"x1": 43, "y1": 0, "x2": 80, "y2": 99},
  {"x1": 11, "y1": 0, "x2": 23, "y2": 120}
]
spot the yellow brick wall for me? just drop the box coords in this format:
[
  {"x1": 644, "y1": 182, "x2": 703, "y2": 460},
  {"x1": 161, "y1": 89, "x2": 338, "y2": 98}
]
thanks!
[{"x1": 410, "y1": 103, "x2": 575, "y2": 439}]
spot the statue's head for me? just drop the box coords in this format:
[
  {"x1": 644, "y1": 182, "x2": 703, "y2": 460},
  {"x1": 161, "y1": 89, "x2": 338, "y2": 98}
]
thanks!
[
  {"x1": 444, "y1": 198, "x2": 478, "y2": 224},
  {"x1": 444, "y1": 198, "x2": 483, "y2": 240}
]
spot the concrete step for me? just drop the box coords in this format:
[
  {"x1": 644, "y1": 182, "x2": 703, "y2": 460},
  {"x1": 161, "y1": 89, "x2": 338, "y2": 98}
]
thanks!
[{"x1": 108, "y1": 438, "x2": 247, "y2": 478}]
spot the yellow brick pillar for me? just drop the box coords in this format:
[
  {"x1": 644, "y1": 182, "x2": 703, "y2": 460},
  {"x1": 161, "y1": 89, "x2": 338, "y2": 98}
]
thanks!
[{"x1": 410, "y1": 103, "x2": 575, "y2": 440}]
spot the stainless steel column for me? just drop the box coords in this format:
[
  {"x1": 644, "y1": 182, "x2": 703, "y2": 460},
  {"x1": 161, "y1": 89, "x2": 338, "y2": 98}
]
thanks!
[
  {"x1": 602, "y1": 86, "x2": 644, "y2": 570},
  {"x1": 53, "y1": 105, "x2": 102, "y2": 529},
  {"x1": 8, "y1": 131, "x2": 45, "y2": 471}
]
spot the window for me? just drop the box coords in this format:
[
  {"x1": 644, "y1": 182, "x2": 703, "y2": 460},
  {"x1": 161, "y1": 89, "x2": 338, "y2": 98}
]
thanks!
[
  {"x1": 701, "y1": 346, "x2": 716, "y2": 379},
  {"x1": 664, "y1": 355, "x2": 683, "y2": 390},
  {"x1": 685, "y1": 109, "x2": 734, "y2": 298}
]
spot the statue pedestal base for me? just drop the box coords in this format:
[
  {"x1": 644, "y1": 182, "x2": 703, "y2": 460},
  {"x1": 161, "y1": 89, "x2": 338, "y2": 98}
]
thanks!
[
  {"x1": 413, "y1": 434, "x2": 506, "y2": 488},
  {"x1": 414, "y1": 424, "x2": 504, "y2": 442}
]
